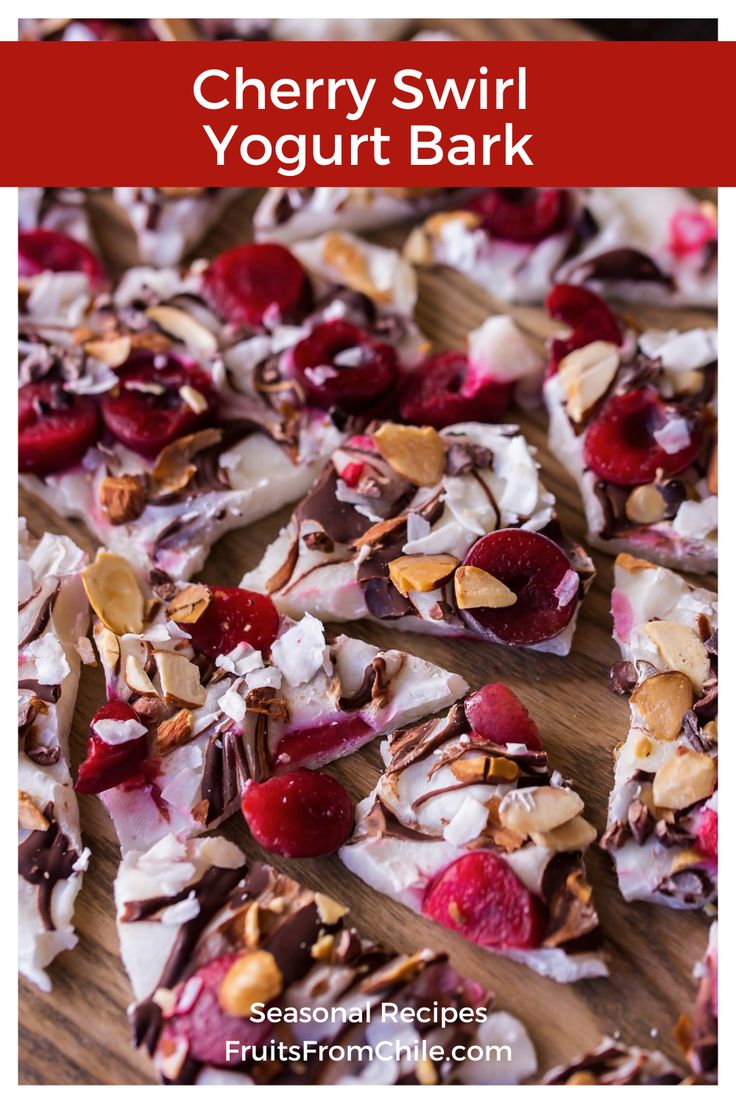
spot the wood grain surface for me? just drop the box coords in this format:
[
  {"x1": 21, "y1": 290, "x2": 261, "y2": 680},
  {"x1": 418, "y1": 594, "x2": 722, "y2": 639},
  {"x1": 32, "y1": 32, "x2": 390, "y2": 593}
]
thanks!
[{"x1": 18, "y1": 20, "x2": 718, "y2": 1088}]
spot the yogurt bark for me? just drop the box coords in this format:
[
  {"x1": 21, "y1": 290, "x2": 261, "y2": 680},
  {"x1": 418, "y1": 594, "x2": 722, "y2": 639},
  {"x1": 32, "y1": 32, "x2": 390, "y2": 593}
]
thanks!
[
  {"x1": 341, "y1": 683, "x2": 607, "y2": 983},
  {"x1": 18, "y1": 519, "x2": 91, "y2": 990},
  {"x1": 115, "y1": 833, "x2": 537, "y2": 1085},
  {"x1": 603, "y1": 554, "x2": 717, "y2": 909},
  {"x1": 544, "y1": 286, "x2": 716, "y2": 574},
  {"x1": 78, "y1": 552, "x2": 466, "y2": 854},
  {"x1": 242, "y1": 421, "x2": 594, "y2": 656}
]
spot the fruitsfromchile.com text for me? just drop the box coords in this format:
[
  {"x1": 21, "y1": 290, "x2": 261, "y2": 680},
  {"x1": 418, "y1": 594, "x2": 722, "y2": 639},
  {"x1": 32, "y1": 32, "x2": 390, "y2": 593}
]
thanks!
[{"x1": 225, "y1": 1038, "x2": 514, "y2": 1066}]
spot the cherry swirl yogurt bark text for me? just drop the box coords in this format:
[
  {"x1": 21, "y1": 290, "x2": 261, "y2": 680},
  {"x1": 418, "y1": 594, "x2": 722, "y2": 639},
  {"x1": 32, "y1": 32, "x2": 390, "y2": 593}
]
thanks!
[
  {"x1": 544, "y1": 285, "x2": 716, "y2": 574},
  {"x1": 242, "y1": 420, "x2": 594, "y2": 656},
  {"x1": 340, "y1": 684, "x2": 606, "y2": 983},
  {"x1": 18, "y1": 520, "x2": 92, "y2": 990},
  {"x1": 603, "y1": 555, "x2": 717, "y2": 909},
  {"x1": 114, "y1": 833, "x2": 537, "y2": 1085}
]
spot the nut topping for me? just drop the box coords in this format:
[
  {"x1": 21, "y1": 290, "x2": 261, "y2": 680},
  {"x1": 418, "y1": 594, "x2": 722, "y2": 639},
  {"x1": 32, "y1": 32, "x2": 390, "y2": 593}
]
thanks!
[
  {"x1": 625, "y1": 484, "x2": 667, "y2": 525},
  {"x1": 454, "y1": 565, "x2": 517, "y2": 610},
  {"x1": 450, "y1": 755, "x2": 520, "y2": 783},
  {"x1": 630, "y1": 671, "x2": 694, "y2": 741},
  {"x1": 145, "y1": 305, "x2": 217, "y2": 358},
  {"x1": 644, "y1": 621, "x2": 710, "y2": 692},
  {"x1": 652, "y1": 748, "x2": 716, "y2": 810},
  {"x1": 154, "y1": 651, "x2": 206, "y2": 708},
  {"x1": 373, "y1": 423, "x2": 445, "y2": 486},
  {"x1": 530, "y1": 815, "x2": 597, "y2": 853},
  {"x1": 499, "y1": 785, "x2": 584, "y2": 836},
  {"x1": 83, "y1": 551, "x2": 145, "y2": 636},
  {"x1": 166, "y1": 584, "x2": 212, "y2": 624},
  {"x1": 388, "y1": 554, "x2": 458, "y2": 597},
  {"x1": 98, "y1": 475, "x2": 147, "y2": 526},
  {"x1": 218, "y1": 951, "x2": 283, "y2": 1018},
  {"x1": 321, "y1": 232, "x2": 391, "y2": 303},
  {"x1": 314, "y1": 893, "x2": 349, "y2": 925},
  {"x1": 125, "y1": 654, "x2": 157, "y2": 696},
  {"x1": 154, "y1": 708, "x2": 193, "y2": 755},
  {"x1": 150, "y1": 427, "x2": 223, "y2": 497},
  {"x1": 18, "y1": 791, "x2": 49, "y2": 830},
  {"x1": 243, "y1": 902, "x2": 261, "y2": 948},
  {"x1": 615, "y1": 552, "x2": 656, "y2": 575},
  {"x1": 84, "y1": 334, "x2": 132, "y2": 368},
  {"x1": 310, "y1": 934, "x2": 335, "y2": 962},
  {"x1": 96, "y1": 626, "x2": 121, "y2": 670},
  {"x1": 558, "y1": 340, "x2": 620, "y2": 423}
]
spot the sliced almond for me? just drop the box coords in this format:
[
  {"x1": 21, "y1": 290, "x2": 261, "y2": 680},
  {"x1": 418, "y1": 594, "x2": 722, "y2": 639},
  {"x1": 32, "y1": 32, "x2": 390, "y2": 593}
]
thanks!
[
  {"x1": 708, "y1": 440, "x2": 718, "y2": 496},
  {"x1": 558, "y1": 341, "x2": 619, "y2": 422},
  {"x1": 373, "y1": 423, "x2": 445, "y2": 486},
  {"x1": 321, "y1": 232, "x2": 390, "y2": 303},
  {"x1": 146, "y1": 305, "x2": 217, "y2": 358},
  {"x1": 425, "y1": 210, "x2": 482, "y2": 236},
  {"x1": 615, "y1": 552, "x2": 657, "y2": 575},
  {"x1": 179, "y1": 385, "x2": 209, "y2": 414},
  {"x1": 630, "y1": 671, "x2": 693, "y2": 741},
  {"x1": 166, "y1": 584, "x2": 212, "y2": 624},
  {"x1": 450, "y1": 755, "x2": 520, "y2": 783},
  {"x1": 402, "y1": 225, "x2": 433, "y2": 265},
  {"x1": 360, "y1": 951, "x2": 432, "y2": 992},
  {"x1": 454, "y1": 565, "x2": 517, "y2": 610},
  {"x1": 125, "y1": 654, "x2": 157, "y2": 696},
  {"x1": 96, "y1": 625, "x2": 121, "y2": 670},
  {"x1": 499, "y1": 785, "x2": 584, "y2": 836},
  {"x1": 625, "y1": 484, "x2": 667, "y2": 525},
  {"x1": 84, "y1": 334, "x2": 132, "y2": 368},
  {"x1": 150, "y1": 427, "x2": 222, "y2": 497},
  {"x1": 98, "y1": 475, "x2": 146, "y2": 526},
  {"x1": 530, "y1": 815, "x2": 597, "y2": 853},
  {"x1": 154, "y1": 708, "x2": 193, "y2": 754},
  {"x1": 644, "y1": 621, "x2": 710, "y2": 692},
  {"x1": 314, "y1": 893, "x2": 349, "y2": 925},
  {"x1": 83, "y1": 551, "x2": 145, "y2": 636},
  {"x1": 310, "y1": 934, "x2": 335, "y2": 962},
  {"x1": 652, "y1": 749, "x2": 715, "y2": 810},
  {"x1": 388, "y1": 554, "x2": 457, "y2": 597},
  {"x1": 155, "y1": 651, "x2": 206, "y2": 708},
  {"x1": 18, "y1": 791, "x2": 49, "y2": 831}
]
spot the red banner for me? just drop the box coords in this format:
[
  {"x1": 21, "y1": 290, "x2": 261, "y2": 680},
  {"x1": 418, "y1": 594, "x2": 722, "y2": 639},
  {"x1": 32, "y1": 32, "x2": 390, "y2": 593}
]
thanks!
[{"x1": 2, "y1": 40, "x2": 734, "y2": 185}]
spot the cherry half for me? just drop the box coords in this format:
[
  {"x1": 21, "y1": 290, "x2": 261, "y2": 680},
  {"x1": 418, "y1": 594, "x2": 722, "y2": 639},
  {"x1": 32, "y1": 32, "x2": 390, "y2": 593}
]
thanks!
[
  {"x1": 181, "y1": 587, "x2": 280, "y2": 660},
  {"x1": 19, "y1": 380, "x2": 100, "y2": 475},
  {"x1": 292, "y1": 320, "x2": 399, "y2": 413},
  {"x1": 399, "y1": 351, "x2": 513, "y2": 429},
  {"x1": 423, "y1": 851, "x2": 547, "y2": 950},
  {"x1": 461, "y1": 529, "x2": 580, "y2": 647},
  {"x1": 241, "y1": 769, "x2": 354, "y2": 857},
  {"x1": 583, "y1": 387, "x2": 703, "y2": 487},
  {"x1": 19, "y1": 228, "x2": 105, "y2": 286},
  {"x1": 464, "y1": 683, "x2": 544, "y2": 752},
  {"x1": 203, "y1": 243, "x2": 312, "y2": 329},
  {"x1": 75, "y1": 701, "x2": 148, "y2": 794},
  {"x1": 468, "y1": 188, "x2": 570, "y2": 244},
  {"x1": 100, "y1": 350, "x2": 216, "y2": 459},
  {"x1": 546, "y1": 284, "x2": 622, "y2": 374}
]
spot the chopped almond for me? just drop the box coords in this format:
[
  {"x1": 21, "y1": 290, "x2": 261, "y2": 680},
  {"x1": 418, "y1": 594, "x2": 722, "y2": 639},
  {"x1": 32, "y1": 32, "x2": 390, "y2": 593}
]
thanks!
[
  {"x1": 558, "y1": 340, "x2": 619, "y2": 423},
  {"x1": 644, "y1": 621, "x2": 710, "y2": 692},
  {"x1": 630, "y1": 671, "x2": 694, "y2": 741},
  {"x1": 653, "y1": 749, "x2": 715, "y2": 810},
  {"x1": 499, "y1": 785, "x2": 584, "y2": 836},
  {"x1": 154, "y1": 708, "x2": 193, "y2": 755},
  {"x1": 166, "y1": 584, "x2": 212, "y2": 624},
  {"x1": 388, "y1": 554, "x2": 457, "y2": 597},
  {"x1": 125, "y1": 654, "x2": 157, "y2": 696},
  {"x1": 98, "y1": 475, "x2": 146, "y2": 526},
  {"x1": 625, "y1": 484, "x2": 667, "y2": 525},
  {"x1": 155, "y1": 651, "x2": 206, "y2": 708},
  {"x1": 314, "y1": 893, "x2": 349, "y2": 925},
  {"x1": 454, "y1": 565, "x2": 517, "y2": 610},
  {"x1": 18, "y1": 791, "x2": 49, "y2": 831},
  {"x1": 373, "y1": 423, "x2": 445, "y2": 486}
]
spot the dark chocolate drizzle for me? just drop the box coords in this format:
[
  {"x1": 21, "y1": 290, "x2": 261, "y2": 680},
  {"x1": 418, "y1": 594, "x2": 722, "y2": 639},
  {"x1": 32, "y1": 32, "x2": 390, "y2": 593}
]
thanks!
[{"x1": 18, "y1": 803, "x2": 80, "y2": 930}]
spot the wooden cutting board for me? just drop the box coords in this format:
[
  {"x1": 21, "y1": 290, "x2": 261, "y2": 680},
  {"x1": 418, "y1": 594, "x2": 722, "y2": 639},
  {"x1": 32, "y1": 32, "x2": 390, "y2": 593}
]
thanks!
[{"x1": 18, "y1": 21, "x2": 717, "y2": 1087}]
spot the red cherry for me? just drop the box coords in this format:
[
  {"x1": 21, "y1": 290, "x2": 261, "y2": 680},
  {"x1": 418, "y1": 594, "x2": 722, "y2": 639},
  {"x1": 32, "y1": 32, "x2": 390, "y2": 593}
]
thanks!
[
  {"x1": 464, "y1": 684, "x2": 543, "y2": 751},
  {"x1": 423, "y1": 851, "x2": 547, "y2": 950},
  {"x1": 546, "y1": 284, "x2": 622, "y2": 373},
  {"x1": 241, "y1": 769, "x2": 354, "y2": 858},
  {"x1": 669, "y1": 209, "x2": 717, "y2": 258},
  {"x1": 75, "y1": 701, "x2": 148, "y2": 794},
  {"x1": 19, "y1": 380, "x2": 100, "y2": 475},
  {"x1": 695, "y1": 808, "x2": 718, "y2": 859},
  {"x1": 399, "y1": 352, "x2": 513, "y2": 429},
  {"x1": 160, "y1": 953, "x2": 272, "y2": 1067},
  {"x1": 292, "y1": 320, "x2": 398, "y2": 413},
  {"x1": 461, "y1": 529, "x2": 580, "y2": 647},
  {"x1": 583, "y1": 388, "x2": 703, "y2": 487},
  {"x1": 203, "y1": 243, "x2": 311, "y2": 329},
  {"x1": 100, "y1": 351, "x2": 215, "y2": 459},
  {"x1": 19, "y1": 229, "x2": 104, "y2": 286},
  {"x1": 468, "y1": 188, "x2": 570, "y2": 244},
  {"x1": 182, "y1": 587, "x2": 280, "y2": 660}
]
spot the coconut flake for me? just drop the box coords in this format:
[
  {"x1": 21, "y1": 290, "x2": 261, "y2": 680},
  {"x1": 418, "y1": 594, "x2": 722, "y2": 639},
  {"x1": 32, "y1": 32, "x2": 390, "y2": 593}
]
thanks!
[
  {"x1": 218, "y1": 686, "x2": 247, "y2": 724},
  {"x1": 23, "y1": 634, "x2": 70, "y2": 685},
  {"x1": 652, "y1": 416, "x2": 691, "y2": 455},
  {"x1": 443, "y1": 796, "x2": 489, "y2": 845},
  {"x1": 245, "y1": 666, "x2": 283, "y2": 691},
  {"x1": 93, "y1": 716, "x2": 148, "y2": 745},
  {"x1": 554, "y1": 569, "x2": 580, "y2": 609},
  {"x1": 467, "y1": 315, "x2": 544, "y2": 384},
  {"x1": 673, "y1": 496, "x2": 718, "y2": 541},
  {"x1": 270, "y1": 613, "x2": 331, "y2": 687},
  {"x1": 159, "y1": 891, "x2": 200, "y2": 926},
  {"x1": 216, "y1": 643, "x2": 264, "y2": 677}
]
